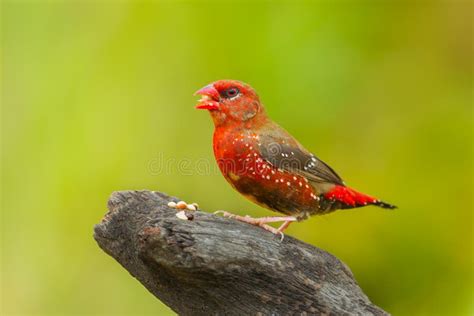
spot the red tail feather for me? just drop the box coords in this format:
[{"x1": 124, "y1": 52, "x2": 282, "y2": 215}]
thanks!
[{"x1": 324, "y1": 185, "x2": 396, "y2": 209}]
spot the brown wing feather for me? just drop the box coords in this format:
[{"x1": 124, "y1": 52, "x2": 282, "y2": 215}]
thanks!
[{"x1": 258, "y1": 130, "x2": 344, "y2": 185}]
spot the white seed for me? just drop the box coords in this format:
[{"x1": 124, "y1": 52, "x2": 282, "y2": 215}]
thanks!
[
  {"x1": 186, "y1": 204, "x2": 197, "y2": 211},
  {"x1": 176, "y1": 210, "x2": 188, "y2": 220},
  {"x1": 167, "y1": 201, "x2": 177, "y2": 208}
]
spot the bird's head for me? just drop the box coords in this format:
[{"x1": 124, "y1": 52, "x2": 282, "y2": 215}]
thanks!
[{"x1": 195, "y1": 80, "x2": 265, "y2": 127}]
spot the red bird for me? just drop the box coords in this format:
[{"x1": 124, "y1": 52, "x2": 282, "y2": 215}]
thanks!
[{"x1": 195, "y1": 80, "x2": 395, "y2": 236}]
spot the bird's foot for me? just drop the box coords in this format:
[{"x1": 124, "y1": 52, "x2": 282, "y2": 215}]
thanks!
[{"x1": 214, "y1": 211, "x2": 297, "y2": 241}]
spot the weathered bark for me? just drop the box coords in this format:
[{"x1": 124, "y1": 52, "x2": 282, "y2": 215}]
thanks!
[{"x1": 94, "y1": 190, "x2": 388, "y2": 315}]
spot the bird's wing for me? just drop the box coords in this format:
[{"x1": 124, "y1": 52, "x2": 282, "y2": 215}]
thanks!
[{"x1": 258, "y1": 131, "x2": 344, "y2": 185}]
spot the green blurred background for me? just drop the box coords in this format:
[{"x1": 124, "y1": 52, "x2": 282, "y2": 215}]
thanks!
[{"x1": 2, "y1": 1, "x2": 472, "y2": 315}]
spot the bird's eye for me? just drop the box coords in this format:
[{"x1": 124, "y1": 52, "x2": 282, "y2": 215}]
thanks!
[{"x1": 223, "y1": 87, "x2": 240, "y2": 99}]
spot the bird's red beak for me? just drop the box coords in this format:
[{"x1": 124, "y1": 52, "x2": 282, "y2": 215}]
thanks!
[{"x1": 194, "y1": 84, "x2": 220, "y2": 110}]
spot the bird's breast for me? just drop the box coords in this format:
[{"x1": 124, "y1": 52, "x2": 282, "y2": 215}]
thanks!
[{"x1": 212, "y1": 128, "x2": 319, "y2": 215}]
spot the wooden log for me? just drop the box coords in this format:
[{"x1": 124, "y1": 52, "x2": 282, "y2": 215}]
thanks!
[{"x1": 94, "y1": 190, "x2": 388, "y2": 315}]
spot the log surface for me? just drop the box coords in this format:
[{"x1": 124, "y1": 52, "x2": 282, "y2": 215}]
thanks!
[{"x1": 94, "y1": 190, "x2": 389, "y2": 315}]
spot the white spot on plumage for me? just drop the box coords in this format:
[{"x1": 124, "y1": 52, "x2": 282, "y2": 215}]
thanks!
[{"x1": 287, "y1": 182, "x2": 291, "y2": 186}]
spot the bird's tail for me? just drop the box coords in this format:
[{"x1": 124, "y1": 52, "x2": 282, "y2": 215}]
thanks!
[{"x1": 322, "y1": 185, "x2": 397, "y2": 210}]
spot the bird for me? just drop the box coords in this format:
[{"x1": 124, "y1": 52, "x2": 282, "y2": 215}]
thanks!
[{"x1": 194, "y1": 79, "x2": 396, "y2": 237}]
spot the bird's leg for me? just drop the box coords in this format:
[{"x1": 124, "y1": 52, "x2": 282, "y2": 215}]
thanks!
[
  {"x1": 277, "y1": 220, "x2": 293, "y2": 233},
  {"x1": 214, "y1": 211, "x2": 297, "y2": 239}
]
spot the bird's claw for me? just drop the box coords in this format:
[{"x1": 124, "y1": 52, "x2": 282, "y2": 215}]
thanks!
[
  {"x1": 214, "y1": 210, "x2": 235, "y2": 218},
  {"x1": 278, "y1": 231, "x2": 285, "y2": 242},
  {"x1": 215, "y1": 211, "x2": 287, "y2": 241},
  {"x1": 257, "y1": 222, "x2": 285, "y2": 241}
]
